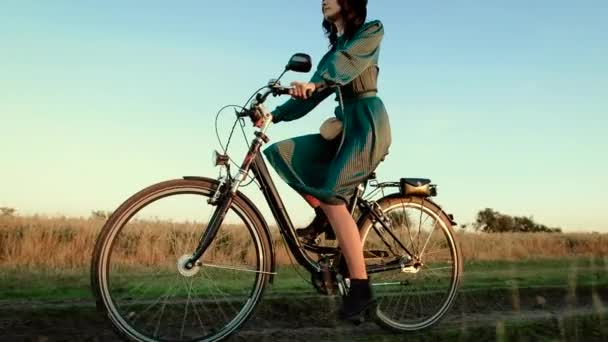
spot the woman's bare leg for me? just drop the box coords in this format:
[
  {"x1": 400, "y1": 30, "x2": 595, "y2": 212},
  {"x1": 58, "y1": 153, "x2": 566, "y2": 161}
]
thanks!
[{"x1": 319, "y1": 202, "x2": 367, "y2": 280}]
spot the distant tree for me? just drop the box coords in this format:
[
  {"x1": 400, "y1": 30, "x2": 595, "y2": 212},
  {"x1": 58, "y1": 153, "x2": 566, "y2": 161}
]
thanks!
[
  {"x1": 473, "y1": 208, "x2": 561, "y2": 233},
  {"x1": 0, "y1": 207, "x2": 16, "y2": 216},
  {"x1": 91, "y1": 210, "x2": 112, "y2": 220}
]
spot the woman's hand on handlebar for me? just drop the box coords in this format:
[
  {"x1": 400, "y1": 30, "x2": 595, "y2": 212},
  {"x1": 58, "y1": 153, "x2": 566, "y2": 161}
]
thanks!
[
  {"x1": 289, "y1": 82, "x2": 316, "y2": 100},
  {"x1": 251, "y1": 81, "x2": 314, "y2": 127}
]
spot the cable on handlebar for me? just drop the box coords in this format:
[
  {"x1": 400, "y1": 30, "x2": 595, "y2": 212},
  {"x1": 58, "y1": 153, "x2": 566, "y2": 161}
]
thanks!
[
  {"x1": 212, "y1": 104, "x2": 261, "y2": 188},
  {"x1": 212, "y1": 83, "x2": 300, "y2": 188},
  {"x1": 213, "y1": 84, "x2": 272, "y2": 188},
  {"x1": 214, "y1": 104, "x2": 247, "y2": 154}
]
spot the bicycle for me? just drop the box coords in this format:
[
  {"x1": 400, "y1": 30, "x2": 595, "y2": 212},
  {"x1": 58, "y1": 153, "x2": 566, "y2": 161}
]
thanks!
[{"x1": 91, "y1": 53, "x2": 463, "y2": 341}]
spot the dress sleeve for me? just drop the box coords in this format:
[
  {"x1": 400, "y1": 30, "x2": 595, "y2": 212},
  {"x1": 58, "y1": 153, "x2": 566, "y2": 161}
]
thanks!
[
  {"x1": 316, "y1": 20, "x2": 384, "y2": 87},
  {"x1": 271, "y1": 71, "x2": 334, "y2": 123},
  {"x1": 271, "y1": 21, "x2": 384, "y2": 123}
]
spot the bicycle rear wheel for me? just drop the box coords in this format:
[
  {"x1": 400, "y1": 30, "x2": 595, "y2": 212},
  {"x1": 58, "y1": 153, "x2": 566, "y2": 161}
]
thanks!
[
  {"x1": 91, "y1": 178, "x2": 272, "y2": 341},
  {"x1": 359, "y1": 196, "x2": 462, "y2": 332}
]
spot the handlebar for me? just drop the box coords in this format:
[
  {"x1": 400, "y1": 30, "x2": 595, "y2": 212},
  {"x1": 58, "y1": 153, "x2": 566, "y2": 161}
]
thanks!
[
  {"x1": 272, "y1": 86, "x2": 292, "y2": 96},
  {"x1": 236, "y1": 85, "x2": 315, "y2": 124},
  {"x1": 235, "y1": 86, "x2": 291, "y2": 119},
  {"x1": 271, "y1": 86, "x2": 315, "y2": 97}
]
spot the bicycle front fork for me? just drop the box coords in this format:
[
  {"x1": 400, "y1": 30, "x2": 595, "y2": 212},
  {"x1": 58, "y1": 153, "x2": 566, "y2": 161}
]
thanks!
[
  {"x1": 183, "y1": 194, "x2": 233, "y2": 270},
  {"x1": 184, "y1": 142, "x2": 258, "y2": 270}
]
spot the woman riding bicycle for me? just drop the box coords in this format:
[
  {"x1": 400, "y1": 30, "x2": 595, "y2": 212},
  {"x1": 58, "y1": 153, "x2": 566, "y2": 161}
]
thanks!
[{"x1": 260, "y1": 0, "x2": 391, "y2": 320}]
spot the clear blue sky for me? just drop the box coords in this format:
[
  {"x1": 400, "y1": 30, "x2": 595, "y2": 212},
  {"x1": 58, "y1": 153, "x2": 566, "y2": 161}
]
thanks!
[{"x1": 1, "y1": 1, "x2": 607, "y2": 232}]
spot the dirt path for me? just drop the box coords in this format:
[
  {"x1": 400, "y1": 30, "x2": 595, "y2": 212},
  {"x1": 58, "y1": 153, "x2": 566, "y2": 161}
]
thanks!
[{"x1": 1, "y1": 287, "x2": 606, "y2": 341}]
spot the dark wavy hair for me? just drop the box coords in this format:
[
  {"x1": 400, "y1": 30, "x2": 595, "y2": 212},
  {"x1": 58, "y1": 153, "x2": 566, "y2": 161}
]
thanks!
[{"x1": 322, "y1": 0, "x2": 368, "y2": 48}]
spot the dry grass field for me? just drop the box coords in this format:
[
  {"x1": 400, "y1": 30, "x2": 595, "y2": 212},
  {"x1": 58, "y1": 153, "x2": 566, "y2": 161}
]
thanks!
[
  {"x1": 1, "y1": 214, "x2": 606, "y2": 271},
  {"x1": 0, "y1": 214, "x2": 607, "y2": 341}
]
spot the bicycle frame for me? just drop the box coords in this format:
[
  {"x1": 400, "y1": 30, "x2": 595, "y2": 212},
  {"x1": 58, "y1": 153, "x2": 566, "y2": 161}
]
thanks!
[
  {"x1": 250, "y1": 153, "x2": 321, "y2": 274},
  {"x1": 252, "y1": 154, "x2": 418, "y2": 275},
  {"x1": 185, "y1": 98, "x2": 417, "y2": 277}
]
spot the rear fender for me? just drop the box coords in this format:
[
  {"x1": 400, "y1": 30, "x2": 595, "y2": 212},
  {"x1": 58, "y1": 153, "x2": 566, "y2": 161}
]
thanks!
[{"x1": 379, "y1": 193, "x2": 457, "y2": 226}]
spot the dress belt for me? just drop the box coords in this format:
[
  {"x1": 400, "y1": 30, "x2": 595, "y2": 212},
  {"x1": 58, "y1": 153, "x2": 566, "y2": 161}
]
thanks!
[{"x1": 339, "y1": 89, "x2": 378, "y2": 100}]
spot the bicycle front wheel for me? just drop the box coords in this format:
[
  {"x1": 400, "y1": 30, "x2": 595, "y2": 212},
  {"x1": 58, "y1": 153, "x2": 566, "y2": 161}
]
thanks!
[
  {"x1": 359, "y1": 196, "x2": 462, "y2": 332},
  {"x1": 91, "y1": 178, "x2": 272, "y2": 341}
]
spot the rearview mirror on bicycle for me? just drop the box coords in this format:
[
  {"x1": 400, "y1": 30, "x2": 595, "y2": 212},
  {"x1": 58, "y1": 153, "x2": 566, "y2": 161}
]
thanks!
[{"x1": 285, "y1": 53, "x2": 312, "y2": 73}]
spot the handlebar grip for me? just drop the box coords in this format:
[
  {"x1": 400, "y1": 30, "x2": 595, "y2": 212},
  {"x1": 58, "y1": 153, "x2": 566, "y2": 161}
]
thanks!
[
  {"x1": 272, "y1": 86, "x2": 315, "y2": 97},
  {"x1": 274, "y1": 87, "x2": 291, "y2": 95}
]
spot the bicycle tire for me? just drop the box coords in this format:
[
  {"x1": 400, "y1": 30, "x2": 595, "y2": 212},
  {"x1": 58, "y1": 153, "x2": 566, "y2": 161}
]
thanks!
[
  {"x1": 358, "y1": 195, "x2": 462, "y2": 332},
  {"x1": 91, "y1": 178, "x2": 272, "y2": 341}
]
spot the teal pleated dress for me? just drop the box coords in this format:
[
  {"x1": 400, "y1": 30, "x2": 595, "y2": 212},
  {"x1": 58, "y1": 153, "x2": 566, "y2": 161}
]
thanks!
[{"x1": 264, "y1": 20, "x2": 391, "y2": 205}]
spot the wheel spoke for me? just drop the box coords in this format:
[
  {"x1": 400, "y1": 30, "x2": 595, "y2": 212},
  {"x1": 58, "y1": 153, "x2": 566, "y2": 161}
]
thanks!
[
  {"x1": 417, "y1": 201, "x2": 424, "y2": 253},
  {"x1": 403, "y1": 201, "x2": 416, "y2": 254},
  {"x1": 153, "y1": 273, "x2": 180, "y2": 338},
  {"x1": 419, "y1": 220, "x2": 439, "y2": 258},
  {"x1": 199, "y1": 262, "x2": 276, "y2": 275},
  {"x1": 179, "y1": 278, "x2": 193, "y2": 339},
  {"x1": 135, "y1": 280, "x2": 179, "y2": 327},
  {"x1": 187, "y1": 278, "x2": 206, "y2": 331}
]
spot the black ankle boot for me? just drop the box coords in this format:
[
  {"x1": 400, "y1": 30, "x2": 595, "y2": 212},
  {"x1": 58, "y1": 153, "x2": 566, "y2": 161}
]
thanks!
[
  {"x1": 296, "y1": 207, "x2": 336, "y2": 244},
  {"x1": 339, "y1": 278, "x2": 376, "y2": 321}
]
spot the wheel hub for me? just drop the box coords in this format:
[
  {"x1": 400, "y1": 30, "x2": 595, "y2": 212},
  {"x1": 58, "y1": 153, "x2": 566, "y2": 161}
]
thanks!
[
  {"x1": 177, "y1": 254, "x2": 201, "y2": 277},
  {"x1": 401, "y1": 261, "x2": 423, "y2": 274}
]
